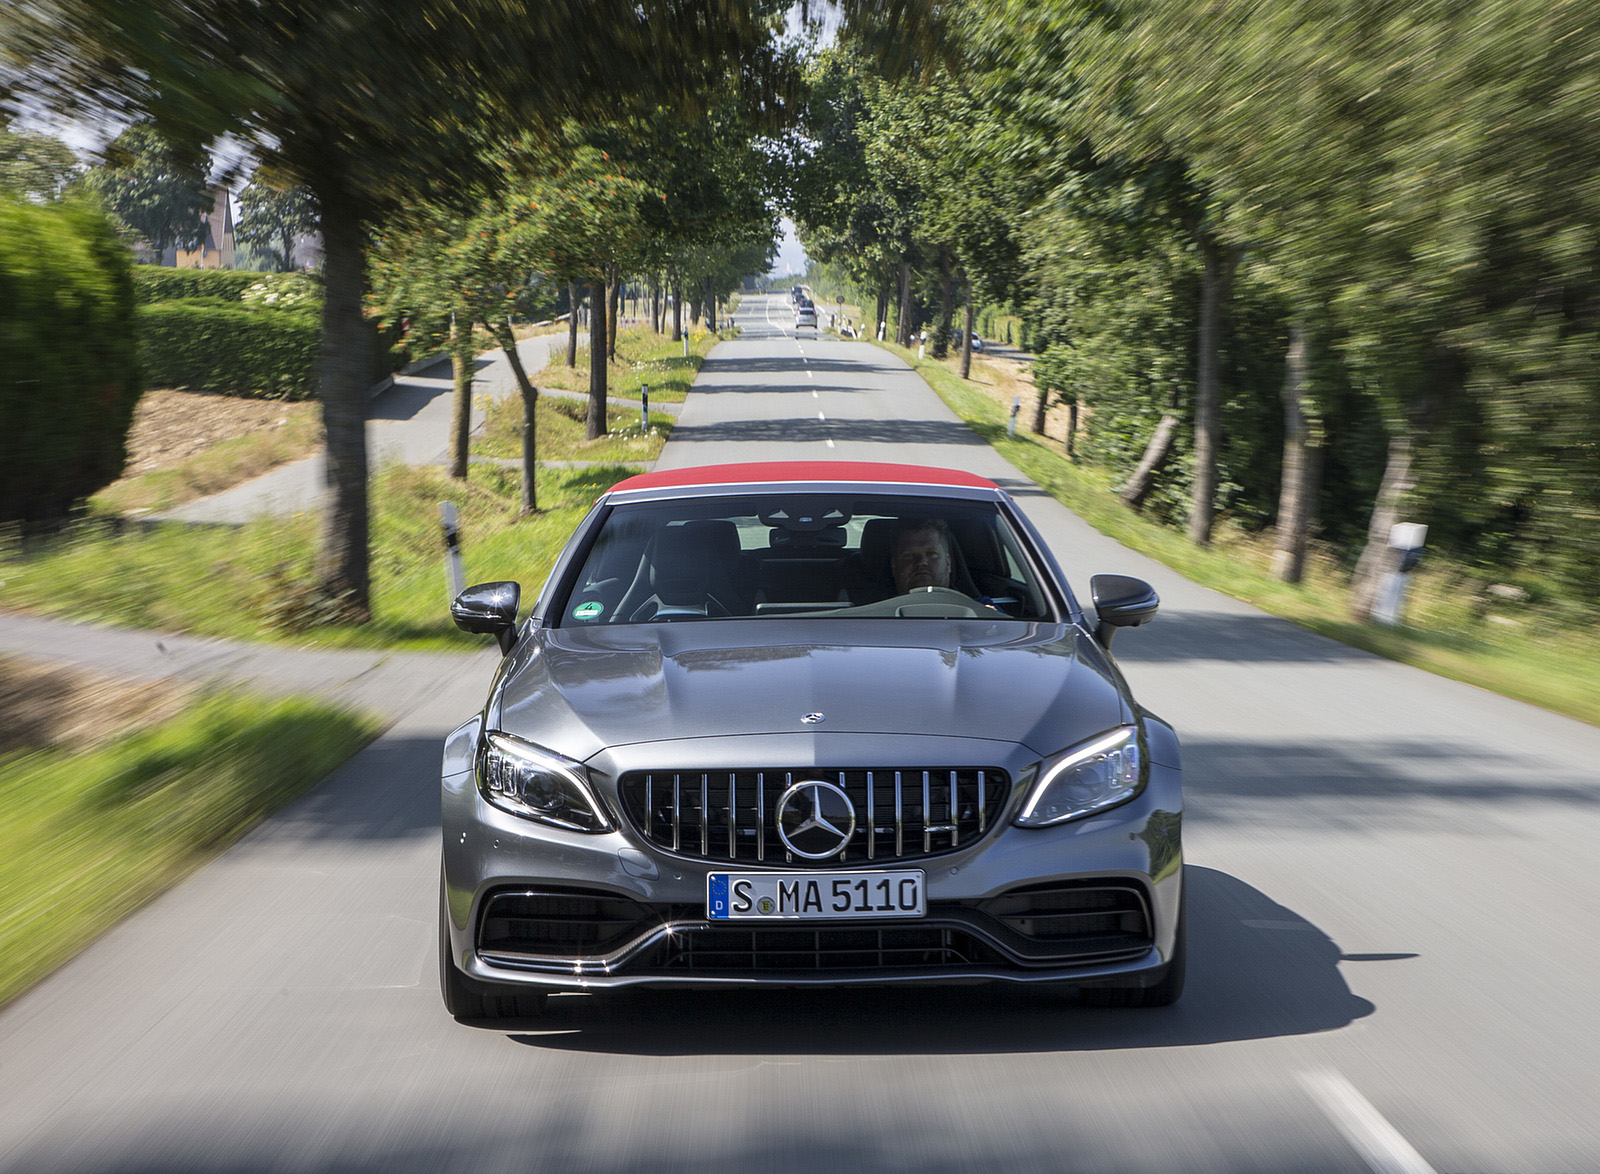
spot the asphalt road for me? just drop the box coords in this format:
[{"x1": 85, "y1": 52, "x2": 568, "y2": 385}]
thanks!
[{"x1": 4, "y1": 294, "x2": 1599, "y2": 1173}]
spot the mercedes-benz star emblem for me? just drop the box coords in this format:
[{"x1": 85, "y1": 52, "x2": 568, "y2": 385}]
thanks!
[
  {"x1": 774, "y1": 780, "x2": 857, "y2": 860},
  {"x1": 801, "y1": 712, "x2": 825, "y2": 725}
]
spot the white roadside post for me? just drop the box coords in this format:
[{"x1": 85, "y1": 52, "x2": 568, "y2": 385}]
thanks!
[
  {"x1": 440, "y1": 502, "x2": 465, "y2": 603},
  {"x1": 1373, "y1": 522, "x2": 1428, "y2": 625},
  {"x1": 640, "y1": 383, "x2": 650, "y2": 430}
]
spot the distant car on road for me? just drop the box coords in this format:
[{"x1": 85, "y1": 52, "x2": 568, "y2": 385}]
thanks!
[
  {"x1": 439, "y1": 461, "x2": 1184, "y2": 1021},
  {"x1": 952, "y1": 329, "x2": 985, "y2": 352},
  {"x1": 795, "y1": 307, "x2": 818, "y2": 331}
]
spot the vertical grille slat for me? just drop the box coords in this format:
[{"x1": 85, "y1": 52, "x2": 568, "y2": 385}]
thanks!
[
  {"x1": 619, "y1": 767, "x2": 1009, "y2": 867},
  {"x1": 865, "y1": 770, "x2": 876, "y2": 862}
]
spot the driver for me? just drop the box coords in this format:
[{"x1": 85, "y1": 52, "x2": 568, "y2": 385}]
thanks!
[{"x1": 890, "y1": 519, "x2": 954, "y2": 593}]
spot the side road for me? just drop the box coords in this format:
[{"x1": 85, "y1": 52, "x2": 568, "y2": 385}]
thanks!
[
  {"x1": 0, "y1": 609, "x2": 497, "y2": 722},
  {"x1": 151, "y1": 329, "x2": 675, "y2": 524}
]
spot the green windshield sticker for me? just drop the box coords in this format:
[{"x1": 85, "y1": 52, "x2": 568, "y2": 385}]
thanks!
[{"x1": 573, "y1": 601, "x2": 604, "y2": 620}]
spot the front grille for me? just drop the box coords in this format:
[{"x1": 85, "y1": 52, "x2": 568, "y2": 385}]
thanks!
[
  {"x1": 617, "y1": 767, "x2": 1011, "y2": 866},
  {"x1": 653, "y1": 924, "x2": 1004, "y2": 972},
  {"x1": 478, "y1": 889, "x2": 658, "y2": 958}
]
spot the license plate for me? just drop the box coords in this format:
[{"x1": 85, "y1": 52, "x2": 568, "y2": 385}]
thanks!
[{"x1": 707, "y1": 870, "x2": 925, "y2": 920}]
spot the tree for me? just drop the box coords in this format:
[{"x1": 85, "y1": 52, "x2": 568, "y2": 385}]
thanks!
[
  {"x1": 237, "y1": 179, "x2": 317, "y2": 271},
  {"x1": 5, "y1": 0, "x2": 800, "y2": 621},
  {"x1": 0, "y1": 127, "x2": 77, "y2": 201},
  {"x1": 71, "y1": 122, "x2": 210, "y2": 254}
]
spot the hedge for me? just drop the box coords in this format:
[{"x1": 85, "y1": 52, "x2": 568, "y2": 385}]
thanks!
[
  {"x1": 137, "y1": 301, "x2": 320, "y2": 399},
  {"x1": 131, "y1": 266, "x2": 312, "y2": 305},
  {"x1": 0, "y1": 196, "x2": 141, "y2": 527}
]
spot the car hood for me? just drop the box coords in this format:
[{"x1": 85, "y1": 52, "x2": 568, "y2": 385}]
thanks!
[{"x1": 493, "y1": 620, "x2": 1127, "y2": 761}]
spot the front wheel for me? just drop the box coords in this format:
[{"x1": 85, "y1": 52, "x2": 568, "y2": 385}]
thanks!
[{"x1": 439, "y1": 875, "x2": 547, "y2": 1022}]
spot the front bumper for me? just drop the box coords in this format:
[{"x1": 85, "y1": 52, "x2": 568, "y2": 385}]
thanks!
[{"x1": 441, "y1": 726, "x2": 1183, "y2": 992}]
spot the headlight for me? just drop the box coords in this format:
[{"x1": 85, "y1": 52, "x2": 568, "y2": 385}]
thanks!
[
  {"x1": 1015, "y1": 727, "x2": 1143, "y2": 827},
  {"x1": 478, "y1": 732, "x2": 612, "y2": 832}
]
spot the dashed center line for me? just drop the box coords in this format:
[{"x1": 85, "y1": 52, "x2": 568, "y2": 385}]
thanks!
[{"x1": 1301, "y1": 1070, "x2": 1436, "y2": 1174}]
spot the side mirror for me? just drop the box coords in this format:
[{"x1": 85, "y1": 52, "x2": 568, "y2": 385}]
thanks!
[
  {"x1": 1090, "y1": 574, "x2": 1159, "y2": 648},
  {"x1": 451, "y1": 581, "x2": 521, "y2": 656}
]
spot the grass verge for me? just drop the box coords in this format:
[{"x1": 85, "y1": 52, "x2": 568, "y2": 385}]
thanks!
[
  {"x1": 93, "y1": 408, "x2": 322, "y2": 515},
  {"x1": 474, "y1": 391, "x2": 671, "y2": 465},
  {"x1": 530, "y1": 323, "x2": 723, "y2": 403},
  {"x1": 1, "y1": 463, "x2": 640, "y2": 650},
  {"x1": 878, "y1": 339, "x2": 1600, "y2": 728},
  {"x1": 0, "y1": 689, "x2": 380, "y2": 1009}
]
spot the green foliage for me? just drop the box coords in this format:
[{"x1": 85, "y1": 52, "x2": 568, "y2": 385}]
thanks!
[
  {"x1": 236, "y1": 181, "x2": 317, "y2": 272},
  {"x1": 137, "y1": 301, "x2": 319, "y2": 398},
  {"x1": 131, "y1": 264, "x2": 299, "y2": 304},
  {"x1": 0, "y1": 687, "x2": 378, "y2": 1009},
  {"x1": 0, "y1": 194, "x2": 140, "y2": 527},
  {"x1": 70, "y1": 122, "x2": 210, "y2": 252},
  {"x1": 0, "y1": 127, "x2": 77, "y2": 201}
]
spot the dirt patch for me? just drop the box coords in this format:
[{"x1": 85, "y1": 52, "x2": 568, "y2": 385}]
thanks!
[
  {"x1": 959, "y1": 354, "x2": 1084, "y2": 452},
  {"x1": 122, "y1": 390, "x2": 320, "y2": 477},
  {"x1": 0, "y1": 655, "x2": 191, "y2": 757}
]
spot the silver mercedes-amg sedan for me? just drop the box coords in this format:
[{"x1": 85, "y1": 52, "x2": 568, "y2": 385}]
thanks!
[{"x1": 440, "y1": 461, "x2": 1183, "y2": 1019}]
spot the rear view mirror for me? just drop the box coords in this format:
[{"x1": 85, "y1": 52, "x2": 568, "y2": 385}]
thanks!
[
  {"x1": 1090, "y1": 574, "x2": 1159, "y2": 648},
  {"x1": 452, "y1": 581, "x2": 521, "y2": 655}
]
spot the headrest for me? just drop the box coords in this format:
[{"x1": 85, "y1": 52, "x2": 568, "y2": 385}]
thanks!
[{"x1": 651, "y1": 520, "x2": 739, "y2": 605}]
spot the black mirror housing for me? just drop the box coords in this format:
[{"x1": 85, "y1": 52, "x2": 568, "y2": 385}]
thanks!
[
  {"x1": 451, "y1": 581, "x2": 521, "y2": 655},
  {"x1": 1090, "y1": 574, "x2": 1159, "y2": 648}
]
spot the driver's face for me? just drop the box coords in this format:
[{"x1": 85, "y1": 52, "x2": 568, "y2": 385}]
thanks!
[{"x1": 892, "y1": 528, "x2": 951, "y2": 592}]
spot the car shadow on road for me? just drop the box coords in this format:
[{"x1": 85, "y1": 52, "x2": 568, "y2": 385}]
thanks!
[{"x1": 503, "y1": 866, "x2": 1378, "y2": 1055}]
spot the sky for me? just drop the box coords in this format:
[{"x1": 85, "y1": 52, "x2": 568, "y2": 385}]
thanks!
[{"x1": 770, "y1": 217, "x2": 810, "y2": 277}]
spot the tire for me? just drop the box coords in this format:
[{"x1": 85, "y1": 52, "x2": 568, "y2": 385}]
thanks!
[
  {"x1": 439, "y1": 875, "x2": 548, "y2": 1022},
  {"x1": 1075, "y1": 885, "x2": 1186, "y2": 1009}
]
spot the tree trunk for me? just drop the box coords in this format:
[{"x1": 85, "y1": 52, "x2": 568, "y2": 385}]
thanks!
[
  {"x1": 959, "y1": 292, "x2": 974, "y2": 379},
  {"x1": 1065, "y1": 398, "x2": 1079, "y2": 459},
  {"x1": 606, "y1": 272, "x2": 620, "y2": 361},
  {"x1": 1347, "y1": 430, "x2": 1415, "y2": 621},
  {"x1": 650, "y1": 277, "x2": 661, "y2": 334},
  {"x1": 932, "y1": 248, "x2": 953, "y2": 358},
  {"x1": 1187, "y1": 235, "x2": 1243, "y2": 546},
  {"x1": 312, "y1": 190, "x2": 371, "y2": 622},
  {"x1": 671, "y1": 280, "x2": 682, "y2": 341},
  {"x1": 1271, "y1": 322, "x2": 1318, "y2": 583},
  {"x1": 1120, "y1": 394, "x2": 1181, "y2": 510},
  {"x1": 704, "y1": 276, "x2": 717, "y2": 332},
  {"x1": 875, "y1": 286, "x2": 889, "y2": 341},
  {"x1": 489, "y1": 318, "x2": 539, "y2": 515},
  {"x1": 586, "y1": 279, "x2": 608, "y2": 440},
  {"x1": 1031, "y1": 385, "x2": 1049, "y2": 434},
  {"x1": 895, "y1": 260, "x2": 912, "y2": 347},
  {"x1": 447, "y1": 312, "x2": 473, "y2": 481},
  {"x1": 566, "y1": 281, "x2": 579, "y2": 368}
]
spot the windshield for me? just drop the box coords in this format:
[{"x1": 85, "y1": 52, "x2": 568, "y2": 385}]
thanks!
[{"x1": 555, "y1": 493, "x2": 1057, "y2": 626}]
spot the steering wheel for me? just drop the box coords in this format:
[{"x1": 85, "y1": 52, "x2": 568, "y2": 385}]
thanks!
[
  {"x1": 629, "y1": 594, "x2": 733, "y2": 622},
  {"x1": 891, "y1": 585, "x2": 984, "y2": 617}
]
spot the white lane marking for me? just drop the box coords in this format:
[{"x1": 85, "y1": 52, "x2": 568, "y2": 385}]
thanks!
[
  {"x1": 1300, "y1": 1070, "x2": 1436, "y2": 1174},
  {"x1": 817, "y1": 411, "x2": 826, "y2": 420},
  {"x1": 812, "y1": 390, "x2": 818, "y2": 399},
  {"x1": 826, "y1": 438, "x2": 835, "y2": 448}
]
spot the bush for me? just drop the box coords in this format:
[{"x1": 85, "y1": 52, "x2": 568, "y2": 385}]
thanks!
[
  {"x1": 131, "y1": 265, "x2": 314, "y2": 305},
  {"x1": 0, "y1": 196, "x2": 141, "y2": 527},
  {"x1": 137, "y1": 301, "x2": 320, "y2": 398}
]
